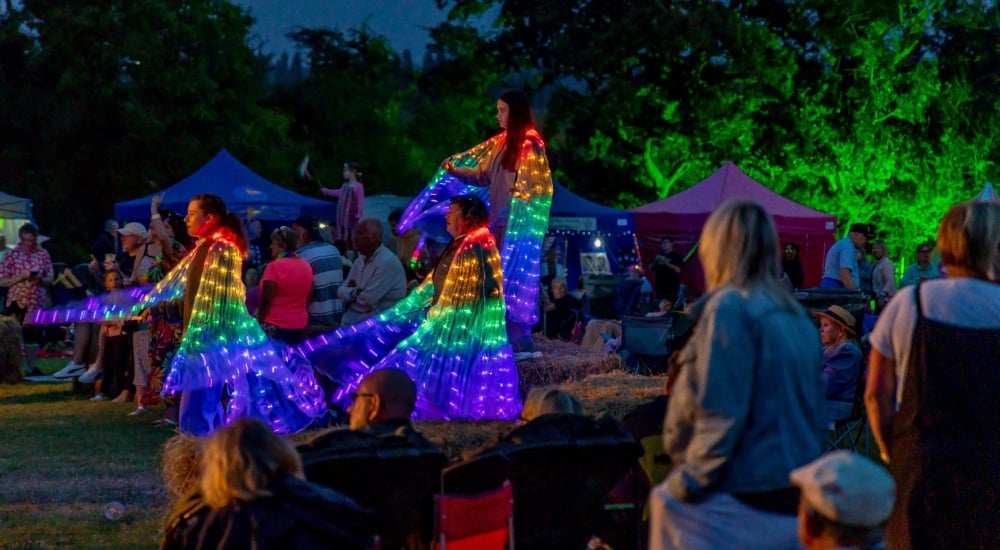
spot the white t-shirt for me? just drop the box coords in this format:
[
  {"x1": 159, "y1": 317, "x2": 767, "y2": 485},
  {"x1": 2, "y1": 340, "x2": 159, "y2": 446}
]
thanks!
[{"x1": 869, "y1": 277, "x2": 1000, "y2": 404}]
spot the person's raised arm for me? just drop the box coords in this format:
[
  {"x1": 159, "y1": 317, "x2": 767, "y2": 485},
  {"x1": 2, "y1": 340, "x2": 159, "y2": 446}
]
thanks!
[{"x1": 149, "y1": 194, "x2": 171, "y2": 248}]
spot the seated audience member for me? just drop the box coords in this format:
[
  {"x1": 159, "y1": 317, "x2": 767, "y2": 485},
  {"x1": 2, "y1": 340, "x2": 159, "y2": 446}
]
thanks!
[
  {"x1": 645, "y1": 298, "x2": 674, "y2": 318},
  {"x1": 85, "y1": 271, "x2": 133, "y2": 402},
  {"x1": 613, "y1": 266, "x2": 648, "y2": 317},
  {"x1": 544, "y1": 278, "x2": 582, "y2": 340},
  {"x1": 337, "y1": 218, "x2": 407, "y2": 326},
  {"x1": 258, "y1": 226, "x2": 314, "y2": 345},
  {"x1": 815, "y1": 305, "x2": 863, "y2": 424},
  {"x1": 299, "y1": 369, "x2": 436, "y2": 448},
  {"x1": 243, "y1": 267, "x2": 261, "y2": 317},
  {"x1": 463, "y1": 387, "x2": 628, "y2": 461},
  {"x1": 292, "y1": 215, "x2": 344, "y2": 333},
  {"x1": 790, "y1": 451, "x2": 895, "y2": 550},
  {"x1": 162, "y1": 418, "x2": 374, "y2": 550}
]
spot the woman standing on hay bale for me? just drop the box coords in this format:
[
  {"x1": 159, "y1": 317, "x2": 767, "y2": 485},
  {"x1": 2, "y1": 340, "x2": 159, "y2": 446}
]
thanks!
[
  {"x1": 396, "y1": 90, "x2": 553, "y2": 353},
  {"x1": 302, "y1": 195, "x2": 520, "y2": 421},
  {"x1": 649, "y1": 200, "x2": 826, "y2": 550}
]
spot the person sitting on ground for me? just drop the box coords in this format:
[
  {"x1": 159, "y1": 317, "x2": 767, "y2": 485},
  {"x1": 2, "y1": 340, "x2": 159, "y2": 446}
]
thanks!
[
  {"x1": 86, "y1": 270, "x2": 134, "y2": 402},
  {"x1": 162, "y1": 417, "x2": 375, "y2": 550},
  {"x1": 544, "y1": 277, "x2": 582, "y2": 340},
  {"x1": 815, "y1": 305, "x2": 863, "y2": 426},
  {"x1": 790, "y1": 451, "x2": 895, "y2": 550},
  {"x1": 337, "y1": 218, "x2": 407, "y2": 327}
]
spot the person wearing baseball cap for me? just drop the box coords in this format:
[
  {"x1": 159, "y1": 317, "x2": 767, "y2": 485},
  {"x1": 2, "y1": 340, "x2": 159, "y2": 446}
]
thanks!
[
  {"x1": 820, "y1": 223, "x2": 872, "y2": 290},
  {"x1": 791, "y1": 450, "x2": 895, "y2": 549},
  {"x1": 814, "y1": 305, "x2": 863, "y2": 425}
]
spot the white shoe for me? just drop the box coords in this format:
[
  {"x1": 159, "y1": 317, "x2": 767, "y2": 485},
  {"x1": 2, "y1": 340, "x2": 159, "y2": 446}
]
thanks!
[
  {"x1": 90, "y1": 394, "x2": 108, "y2": 402},
  {"x1": 127, "y1": 407, "x2": 147, "y2": 417},
  {"x1": 52, "y1": 361, "x2": 87, "y2": 379},
  {"x1": 78, "y1": 364, "x2": 104, "y2": 384}
]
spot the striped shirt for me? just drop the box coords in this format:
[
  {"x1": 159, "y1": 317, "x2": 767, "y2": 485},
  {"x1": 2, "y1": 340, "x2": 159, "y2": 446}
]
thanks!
[{"x1": 295, "y1": 241, "x2": 344, "y2": 326}]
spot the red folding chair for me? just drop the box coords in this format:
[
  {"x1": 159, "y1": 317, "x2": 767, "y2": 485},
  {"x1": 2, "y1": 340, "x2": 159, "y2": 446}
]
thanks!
[{"x1": 434, "y1": 481, "x2": 514, "y2": 550}]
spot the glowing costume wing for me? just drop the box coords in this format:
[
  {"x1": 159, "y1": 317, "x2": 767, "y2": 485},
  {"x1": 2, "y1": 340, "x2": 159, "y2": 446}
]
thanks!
[
  {"x1": 398, "y1": 131, "x2": 553, "y2": 326},
  {"x1": 299, "y1": 227, "x2": 520, "y2": 420}
]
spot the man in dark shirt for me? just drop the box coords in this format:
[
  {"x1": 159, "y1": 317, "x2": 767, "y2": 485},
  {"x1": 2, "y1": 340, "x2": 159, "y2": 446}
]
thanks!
[{"x1": 650, "y1": 237, "x2": 683, "y2": 300}]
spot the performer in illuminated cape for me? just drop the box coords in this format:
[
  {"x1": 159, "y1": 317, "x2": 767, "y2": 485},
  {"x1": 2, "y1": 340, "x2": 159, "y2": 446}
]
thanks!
[
  {"x1": 397, "y1": 90, "x2": 553, "y2": 352},
  {"x1": 30, "y1": 194, "x2": 325, "y2": 435},
  {"x1": 300, "y1": 195, "x2": 521, "y2": 420}
]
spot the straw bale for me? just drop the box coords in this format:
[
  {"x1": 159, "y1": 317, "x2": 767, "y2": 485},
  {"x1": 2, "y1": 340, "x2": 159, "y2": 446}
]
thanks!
[
  {"x1": 517, "y1": 335, "x2": 622, "y2": 391},
  {"x1": 160, "y1": 433, "x2": 203, "y2": 504}
]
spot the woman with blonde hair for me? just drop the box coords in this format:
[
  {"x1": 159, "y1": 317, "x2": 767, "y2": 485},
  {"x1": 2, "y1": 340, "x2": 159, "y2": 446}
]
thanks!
[
  {"x1": 162, "y1": 418, "x2": 373, "y2": 549},
  {"x1": 649, "y1": 200, "x2": 825, "y2": 549},
  {"x1": 520, "y1": 386, "x2": 584, "y2": 422},
  {"x1": 866, "y1": 200, "x2": 1000, "y2": 549}
]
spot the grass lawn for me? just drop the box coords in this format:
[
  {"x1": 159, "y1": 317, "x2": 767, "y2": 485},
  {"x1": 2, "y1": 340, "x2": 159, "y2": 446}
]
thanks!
[{"x1": 0, "y1": 358, "x2": 173, "y2": 550}]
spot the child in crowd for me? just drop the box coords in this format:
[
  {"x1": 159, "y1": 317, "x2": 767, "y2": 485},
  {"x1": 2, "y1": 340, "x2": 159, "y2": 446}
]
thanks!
[
  {"x1": 321, "y1": 162, "x2": 365, "y2": 244},
  {"x1": 88, "y1": 271, "x2": 134, "y2": 402}
]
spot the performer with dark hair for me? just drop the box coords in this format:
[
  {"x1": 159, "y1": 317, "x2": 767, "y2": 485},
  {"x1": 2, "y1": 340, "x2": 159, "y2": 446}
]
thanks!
[{"x1": 397, "y1": 90, "x2": 553, "y2": 352}]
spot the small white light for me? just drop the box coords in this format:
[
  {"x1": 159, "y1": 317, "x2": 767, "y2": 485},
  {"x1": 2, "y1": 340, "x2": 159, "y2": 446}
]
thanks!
[{"x1": 593, "y1": 237, "x2": 602, "y2": 248}]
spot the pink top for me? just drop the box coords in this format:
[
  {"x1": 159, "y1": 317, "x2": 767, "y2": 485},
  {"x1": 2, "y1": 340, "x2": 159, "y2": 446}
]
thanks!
[
  {"x1": 260, "y1": 257, "x2": 313, "y2": 329},
  {"x1": 322, "y1": 181, "x2": 365, "y2": 240}
]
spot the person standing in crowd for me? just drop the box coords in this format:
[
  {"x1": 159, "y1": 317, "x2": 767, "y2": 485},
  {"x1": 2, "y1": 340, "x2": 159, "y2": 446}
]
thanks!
[
  {"x1": 90, "y1": 219, "x2": 120, "y2": 273},
  {"x1": 781, "y1": 242, "x2": 805, "y2": 290},
  {"x1": 866, "y1": 201, "x2": 1000, "y2": 549},
  {"x1": 140, "y1": 194, "x2": 323, "y2": 435},
  {"x1": 400, "y1": 89, "x2": 554, "y2": 353},
  {"x1": 257, "y1": 226, "x2": 313, "y2": 346},
  {"x1": 162, "y1": 418, "x2": 374, "y2": 549},
  {"x1": 337, "y1": 218, "x2": 407, "y2": 327},
  {"x1": 649, "y1": 200, "x2": 825, "y2": 549},
  {"x1": 898, "y1": 242, "x2": 941, "y2": 288},
  {"x1": 650, "y1": 236, "x2": 683, "y2": 301},
  {"x1": 821, "y1": 223, "x2": 871, "y2": 290},
  {"x1": 322, "y1": 161, "x2": 365, "y2": 244},
  {"x1": 856, "y1": 248, "x2": 874, "y2": 294},
  {"x1": 292, "y1": 216, "x2": 343, "y2": 333},
  {"x1": 0, "y1": 223, "x2": 54, "y2": 376},
  {"x1": 870, "y1": 240, "x2": 896, "y2": 311}
]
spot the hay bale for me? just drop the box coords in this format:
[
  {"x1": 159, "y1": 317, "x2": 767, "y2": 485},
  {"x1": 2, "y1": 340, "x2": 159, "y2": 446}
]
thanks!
[
  {"x1": 518, "y1": 335, "x2": 622, "y2": 391},
  {"x1": 565, "y1": 374, "x2": 666, "y2": 420},
  {"x1": 160, "y1": 433, "x2": 203, "y2": 504},
  {"x1": 0, "y1": 316, "x2": 23, "y2": 384},
  {"x1": 413, "y1": 420, "x2": 512, "y2": 462}
]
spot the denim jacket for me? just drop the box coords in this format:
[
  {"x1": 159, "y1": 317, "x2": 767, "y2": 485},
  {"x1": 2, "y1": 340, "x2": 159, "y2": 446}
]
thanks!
[{"x1": 663, "y1": 286, "x2": 826, "y2": 501}]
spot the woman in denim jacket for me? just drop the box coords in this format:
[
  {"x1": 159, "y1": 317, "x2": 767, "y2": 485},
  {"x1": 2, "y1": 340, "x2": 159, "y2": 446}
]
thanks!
[{"x1": 649, "y1": 200, "x2": 826, "y2": 550}]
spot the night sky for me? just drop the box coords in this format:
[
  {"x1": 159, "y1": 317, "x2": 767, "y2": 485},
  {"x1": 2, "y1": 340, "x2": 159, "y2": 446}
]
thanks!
[{"x1": 232, "y1": 0, "x2": 455, "y2": 56}]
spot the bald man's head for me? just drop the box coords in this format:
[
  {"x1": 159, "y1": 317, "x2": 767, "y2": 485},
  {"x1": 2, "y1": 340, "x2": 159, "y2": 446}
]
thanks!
[{"x1": 348, "y1": 368, "x2": 417, "y2": 430}]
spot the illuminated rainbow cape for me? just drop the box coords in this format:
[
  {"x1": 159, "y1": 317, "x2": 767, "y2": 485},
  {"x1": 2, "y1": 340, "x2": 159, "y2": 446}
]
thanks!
[
  {"x1": 397, "y1": 129, "x2": 553, "y2": 326},
  {"x1": 299, "y1": 227, "x2": 521, "y2": 420},
  {"x1": 31, "y1": 232, "x2": 325, "y2": 434}
]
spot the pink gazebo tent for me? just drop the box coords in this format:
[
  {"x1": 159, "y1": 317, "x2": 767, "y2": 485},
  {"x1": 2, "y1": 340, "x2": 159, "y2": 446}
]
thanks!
[{"x1": 632, "y1": 161, "x2": 837, "y2": 295}]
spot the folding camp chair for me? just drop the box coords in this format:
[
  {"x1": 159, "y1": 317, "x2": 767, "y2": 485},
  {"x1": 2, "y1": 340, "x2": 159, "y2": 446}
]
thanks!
[
  {"x1": 620, "y1": 314, "x2": 674, "y2": 375},
  {"x1": 441, "y1": 427, "x2": 641, "y2": 549},
  {"x1": 434, "y1": 481, "x2": 514, "y2": 550},
  {"x1": 301, "y1": 440, "x2": 448, "y2": 550}
]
